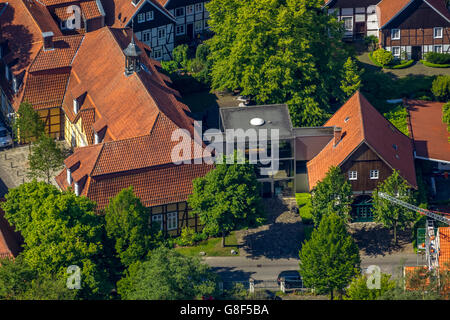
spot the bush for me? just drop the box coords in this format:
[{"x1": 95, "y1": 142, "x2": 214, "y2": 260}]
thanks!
[
  {"x1": 388, "y1": 59, "x2": 414, "y2": 69},
  {"x1": 160, "y1": 60, "x2": 179, "y2": 74},
  {"x1": 384, "y1": 105, "x2": 409, "y2": 135},
  {"x1": 425, "y1": 52, "x2": 450, "y2": 65},
  {"x1": 432, "y1": 75, "x2": 450, "y2": 101},
  {"x1": 176, "y1": 227, "x2": 207, "y2": 246},
  {"x1": 443, "y1": 102, "x2": 450, "y2": 131},
  {"x1": 420, "y1": 60, "x2": 450, "y2": 68},
  {"x1": 172, "y1": 44, "x2": 189, "y2": 69},
  {"x1": 372, "y1": 48, "x2": 394, "y2": 66},
  {"x1": 364, "y1": 35, "x2": 378, "y2": 51},
  {"x1": 296, "y1": 193, "x2": 313, "y2": 224}
]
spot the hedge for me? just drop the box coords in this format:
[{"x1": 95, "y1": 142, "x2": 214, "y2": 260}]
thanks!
[
  {"x1": 295, "y1": 193, "x2": 313, "y2": 225},
  {"x1": 420, "y1": 60, "x2": 450, "y2": 68}
]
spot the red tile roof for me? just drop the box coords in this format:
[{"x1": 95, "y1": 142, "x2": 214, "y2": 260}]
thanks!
[
  {"x1": 439, "y1": 227, "x2": 450, "y2": 270},
  {"x1": 377, "y1": 0, "x2": 411, "y2": 28},
  {"x1": 307, "y1": 91, "x2": 417, "y2": 189},
  {"x1": 407, "y1": 100, "x2": 450, "y2": 163}
]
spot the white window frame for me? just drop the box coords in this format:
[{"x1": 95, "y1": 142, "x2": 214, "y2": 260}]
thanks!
[
  {"x1": 195, "y1": 3, "x2": 203, "y2": 13},
  {"x1": 158, "y1": 28, "x2": 166, "y2": 40},
  {"x1": 137, "y1": 13, "x2": 145, "y2": 23},
  {"x1": 391, "y1": 29, "x2": 400, "y2": 40},
  {"x1": 434, "y1": 27, "x2": 443, "y2": 39},
  {"x1": 194, "y1": 20, "x2": 203, "y2": 32},
  {"x1": 176, "y1": 24, "x2": 185, "y2": 36},
  {"x1": 142, "y1": 30, "x2": 151, "y2": 42},
  {"x1": 341, "y1": 16, "x2": 353, "y2": 32},
  {"x1": 167, "y1": 212, "x2": 178, "y2": 231},
  {"x1": 370, "y1": 170, "x2": 379, "y2": 180},
  {"x1": 146, "y1": 11, "x2": 154, "y2": 21},
  {"x1": 392, "y1": 46, "x2": 401, "y2": 57},
  {"x1": 175, "y1": 7, "x2": 185, "y2": 17},
  {"x1": 349, "y1": 171, "x2": 358, "y2": 180},
  {"x1": 186, "y1": 5, "x2": 194, "y2": 15},
  {"x1": 152, "y1": 214, "x2": 163, "y2": 230},
  {"x1": 153, "y1": 49, "x2": 162, "y2": 60}
]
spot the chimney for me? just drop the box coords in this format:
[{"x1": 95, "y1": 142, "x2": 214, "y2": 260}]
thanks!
[
  {"x1": 334, "y1": 127, "x2": 342, "y2": 147},
  {"x1": 42, "y1": 31, "x2": 54, "y2": 51}
]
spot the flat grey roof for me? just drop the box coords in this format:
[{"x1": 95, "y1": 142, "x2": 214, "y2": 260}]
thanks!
[{"x1": 219, "y1": 104, "x2": 293, "y2": 138}]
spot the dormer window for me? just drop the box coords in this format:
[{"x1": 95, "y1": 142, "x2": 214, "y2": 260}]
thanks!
[
  {"x1": 73, "y1": 98, "x2": 79, "y2": 114},
  {"x1": 94, "y1": 132, "x2": 100, "y2": 144}
]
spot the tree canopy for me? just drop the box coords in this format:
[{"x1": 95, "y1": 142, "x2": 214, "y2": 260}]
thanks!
[
  {"x1": 1, "y1": 181, "x2": 112, "y2": 298},
  {"x1": 372, "y1": 170, "x2": 417, "y2": 244},
  {"x1": 188, "y1": 154, "x2": 265, "y2": 246},
  {"x1": 310, "y1": 166, "x2": 353, "y2": 226},
  {"x1": 345, "y1": 273, "x2": 396, "y2": 300},
  {"x1": 13, "y1": 101, "x2": 45, "y2": 144},
  {"x1": 105, "y1": 186, "x2": 163, "y2": 267},
  {"x1": 27, "y1": 134, "x2": 65, "y2": 183},
  {"x1": 117, "y1": 247, "x2": 218, "y2": 300},
  {"x1": 206, "y1": 0, "x2": 350, "y2": 126},
  {"x1": 299, "y1": 212, "x2": 360, "y2": 300}
]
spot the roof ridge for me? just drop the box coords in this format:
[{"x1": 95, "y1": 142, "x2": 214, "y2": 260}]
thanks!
[{"x1": 356, "y1": 91, "x2": 367, "y2": 140}]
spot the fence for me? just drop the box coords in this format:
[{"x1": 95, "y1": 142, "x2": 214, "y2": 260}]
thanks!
[{"x1": 221, "y1": 278, "x2": 306, "y2": 295}]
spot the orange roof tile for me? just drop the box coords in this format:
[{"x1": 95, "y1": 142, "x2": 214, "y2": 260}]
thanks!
[
  {"x1": 307, "y1": 91, "x2": 417, "y2": 189},
  {"x1": 377, "y1": 0, "x2": 411, "y2": 28},
  {"x1": 407, "y1": 100, "x2": 450, "y2": 163},
  {"x1": 79, "y1": 0, "x2": 103, "y2": 20},
  {"x1": 0, "y1": 200, "x2": 22, "y2": 259},
  {"x1": 439, "y1": 227, "x2": 450, "y2": 270}
]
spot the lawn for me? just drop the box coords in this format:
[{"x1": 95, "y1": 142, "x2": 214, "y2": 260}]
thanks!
[
  {"x1": 296, "y1": 193, "x2": 313, "y2": 225},
  {"x1": 174, "y1": 231, "x2": 240, "y2": 257}
]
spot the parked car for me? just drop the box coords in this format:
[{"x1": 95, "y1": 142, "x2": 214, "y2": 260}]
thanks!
[
  {"x1": 0, "y1": 126, "x2": 13, "y2": 149},
  {"x1": 277, "y1": 270, "x2": 303, "y2": 289}
]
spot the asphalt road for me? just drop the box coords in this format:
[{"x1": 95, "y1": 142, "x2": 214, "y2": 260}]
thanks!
[{"x1": 204, "y1": 253, "x2": 423, "y2": 282}]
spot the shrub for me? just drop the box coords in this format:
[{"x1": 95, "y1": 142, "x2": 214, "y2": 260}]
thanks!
[
  {"x1": 296, "y1": 193, "x2": 313, "y2": 224},
  {"x1": 160, "y1": 60, "x2": 179, "y2": 74},
  {"x1": 388, "y1": 59, "x2": 414, "y2": 69},
  {"x1": 443, "y1": 102, "x2": 450, "y2": 131},
  {"x1": 372, "y1": 48, "x2": 394, "y2": 66},
  {"x1": 176, "y1": 228, "x2": 207, "y2": 246},
  {"x1": 420, "y1": 60, "x2": 450, "y2": 68},
  {"x1": 172, "y1": 44, "x2": 189, "y2": 69},
  {"x1": 432, "y1": 75, "x2": 450, "y2": 101},
  {"x1": 364, "y1": 35, "x2": 378, "y2": 51},
  {"x1": 384, "y1": 105, "x2": 409, "y2": 136},
  {"x1": 425, "y1": 52, "x2": 450, "y2": 65}
]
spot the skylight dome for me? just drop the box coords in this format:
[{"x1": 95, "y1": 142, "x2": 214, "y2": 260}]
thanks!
[{"x1": 250, "y1": 118, "x2": 265, "y2": 126}]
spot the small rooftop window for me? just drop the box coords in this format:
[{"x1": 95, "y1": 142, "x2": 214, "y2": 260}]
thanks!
[
  {"x1": 393, "y1": 144, "x2": 398, "y2": 151},
  {"x1": 344, "y1": 116, "x2": 350, "y2": 123},
  {"x1": 250, "y1": 118, "x2": 265, "y2": 126}
]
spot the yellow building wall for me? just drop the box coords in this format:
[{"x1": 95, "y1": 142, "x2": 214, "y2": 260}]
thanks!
[
  {"x1": 37, "y1": 108, "x2": 62, "y2": 139},
  {"x1": 64, "y1": 114, "x2": 88, "y2": 148}
]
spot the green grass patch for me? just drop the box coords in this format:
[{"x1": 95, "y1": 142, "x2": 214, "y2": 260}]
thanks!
[
  {"x1": 383, "y1": 105, "x2": 409, "y2": 136},
  {"x1": 420, "y1": 60, "x2": 450, "y2": 68},
  {"x1": 174, "y1": 231, "x2": 239, "y2": 257},
  {"x1": 296, "y1": 193, "x2": 313, "y2": 224}
]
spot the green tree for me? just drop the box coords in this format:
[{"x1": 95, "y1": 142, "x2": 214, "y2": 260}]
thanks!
[
  {"x1": 432, "y1": 75, "x2": 450, "y2": 101},
  {"x1": 372, "y1": 170, "x2": 417, "y2": 245},
  {"x1": 345, "y1": 273, "x2": 396, "y2": 300},
  {"x1": 105, "y1": 186, "x2": 163, "y2": 267},
  {"x1": 299, "y1": 212, "x2": 360, "y2": 300},
  {"x1": 206, "y1": 0, "x2": 350, "y2": 126},
  {"x1": 188, "y1": 154, "x2": 265, "y2": 246},
  {"x1": 340, "y1": 57, "x2": 362, "y2": 100},
  {"x1": 0, "y1": 256, "x2": 76, "y2": 300},
  {"x1": 1, "y1": 181, "x2": 112, "y2": 299},
  {"x1": 310, "y1": 166, "x2": 353, "y2": 226},
  {"x1": 27, "y1": 134, "x2": 65, "y2": 183},
  {"x1": 117, "y1": 247, "x2": 218, "y2": 300},
  {"x1": 13, "y1": 101, "x2": 45, "y2": 145}
]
